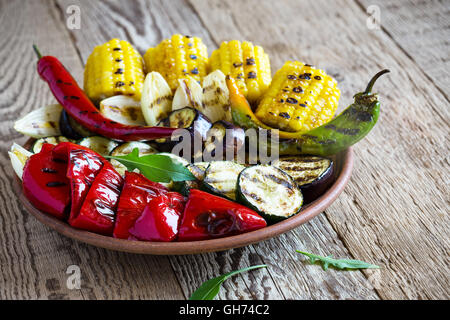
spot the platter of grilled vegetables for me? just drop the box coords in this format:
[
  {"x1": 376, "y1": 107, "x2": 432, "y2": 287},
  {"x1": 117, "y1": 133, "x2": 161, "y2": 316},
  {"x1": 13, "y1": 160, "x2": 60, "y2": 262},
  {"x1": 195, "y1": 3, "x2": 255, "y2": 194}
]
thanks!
[{"x1": 9, "y1": 35, "x2": 388, "y2": 253}]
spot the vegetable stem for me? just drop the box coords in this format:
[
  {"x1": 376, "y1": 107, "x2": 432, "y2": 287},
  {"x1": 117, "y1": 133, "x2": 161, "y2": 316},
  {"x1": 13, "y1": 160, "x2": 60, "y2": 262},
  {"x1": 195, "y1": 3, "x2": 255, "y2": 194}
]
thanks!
[
  {"x1": 32, "y1": 44, "x2": 43, "y2": 60},
  {"x1": 364, "y1": 69, "x2": 390, "y2": 94}
]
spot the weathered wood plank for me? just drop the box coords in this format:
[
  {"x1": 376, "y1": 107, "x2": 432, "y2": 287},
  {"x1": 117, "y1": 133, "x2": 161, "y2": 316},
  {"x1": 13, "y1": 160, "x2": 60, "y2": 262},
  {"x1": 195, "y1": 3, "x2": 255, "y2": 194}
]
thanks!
[
  {"x1": 171, "y1": 216, "x2": 379, "y2": 300},
  {"x1": 357, "y1": 0, "x2": 450, "y2": 99},
  {"x1": 188, "y1": 0, "x2": 449, "y2": 299},
  {"x1": 2, "y1": 0, "x2": 447, "y2": 300},
  {"x1": 0, "y1": 0, "x2": 184, "y2": 300},
  {"x1": 57, "y1": 0, "x2": 379, "y2": 300}
]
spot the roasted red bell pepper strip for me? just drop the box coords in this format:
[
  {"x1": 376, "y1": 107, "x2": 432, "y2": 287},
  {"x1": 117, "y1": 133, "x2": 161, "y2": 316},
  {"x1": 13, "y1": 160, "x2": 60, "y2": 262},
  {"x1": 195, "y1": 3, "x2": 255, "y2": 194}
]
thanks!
[
  {"x1": 71, "y1": 161, "x2": 123, "y2": 235},
  {"x1": 178, "y1": 189, "x2": 267, "y2": 241},
  {"x1": 33, "y1": 46, "x2": 176, "y2": 142},
  {"x1": 52, "y1": 142, "x2": 104, "y2": 222},
  {"x1": 22, "y1": 143, "x2": 71, "y2": 219},
  {"x1": 113, "y1": 172, "x2": 169, "y2": 239},
  {"x1": 129, "y1": 192, "x2": 186, "y2": 242}
]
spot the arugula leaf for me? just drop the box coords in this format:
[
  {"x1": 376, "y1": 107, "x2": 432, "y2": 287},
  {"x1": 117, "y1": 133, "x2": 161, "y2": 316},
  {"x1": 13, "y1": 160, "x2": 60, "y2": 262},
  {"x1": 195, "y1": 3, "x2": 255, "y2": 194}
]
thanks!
[
  {"x1": 189, "y1": 265, "x2": 267, "y2": 300},
  {"x1": 296, "y1": 251, "x2": 380, "y2": 271},
  {"x1": 106, "y1": 148, "x2": 195, "y2": 183}
]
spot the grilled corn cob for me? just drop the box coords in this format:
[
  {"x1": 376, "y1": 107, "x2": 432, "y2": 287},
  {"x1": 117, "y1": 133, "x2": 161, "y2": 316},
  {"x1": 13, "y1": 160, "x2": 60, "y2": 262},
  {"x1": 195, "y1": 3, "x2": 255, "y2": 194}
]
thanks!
[
  {"x1": 255, "y1": 61, "x2": 340, "y2": 132},
  {"x1": 144, "y1": 34, "x2": 209, "y2": 91},
  {"x1": 84, "y1": 39, "x2": 145, "y2": 104},
  {"x1": 210, "y1": 40, "x2": 271, "y2": 103}
]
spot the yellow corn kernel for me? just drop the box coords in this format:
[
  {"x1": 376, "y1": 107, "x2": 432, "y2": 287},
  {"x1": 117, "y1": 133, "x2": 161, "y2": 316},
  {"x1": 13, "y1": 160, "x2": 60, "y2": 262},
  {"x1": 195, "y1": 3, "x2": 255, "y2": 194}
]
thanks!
[
  {"x1": 255, "y1": 61, "x2": 340, "y2": 132},
  {"x1": 144, "y1": 34, "x2": 209, "y2": 91},
  {"x1": 209, "y1": 40, "x2": 271, "y2": 103},
  {"x1": 84, "y1": 39, "x2": 145, "y2": 104}
]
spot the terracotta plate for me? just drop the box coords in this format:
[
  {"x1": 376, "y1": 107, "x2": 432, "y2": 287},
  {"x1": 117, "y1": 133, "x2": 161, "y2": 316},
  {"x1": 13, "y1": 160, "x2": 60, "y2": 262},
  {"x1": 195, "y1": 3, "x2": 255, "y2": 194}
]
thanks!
[{"x1": 15, "y1": 141, "x2": 353, "y2": 255}]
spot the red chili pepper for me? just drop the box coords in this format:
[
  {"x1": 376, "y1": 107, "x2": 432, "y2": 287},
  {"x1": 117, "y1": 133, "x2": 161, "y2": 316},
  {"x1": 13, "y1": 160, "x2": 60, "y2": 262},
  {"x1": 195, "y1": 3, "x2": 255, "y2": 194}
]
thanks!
[
  {"x1": 33, "y1": 46, "x2": 175, "y2": 142},
  {"x1": 129, "y1": 192, "x2": 186, "y2": 242},
  {"x1": 71, "y1": 161, "x2": 123, "y2": 235},
  {"x1": 113, "y1": 172, "x2": 169, "y2": 239},
  {"x1": 52, "y1": 142, "x2": 104, "y2": 222},
  {"x1": 22, "y1": 143, "x2": 71, "y2": 219},
  {"x1": 178, "y1": 189, "x2": 267, "y2": 241}
]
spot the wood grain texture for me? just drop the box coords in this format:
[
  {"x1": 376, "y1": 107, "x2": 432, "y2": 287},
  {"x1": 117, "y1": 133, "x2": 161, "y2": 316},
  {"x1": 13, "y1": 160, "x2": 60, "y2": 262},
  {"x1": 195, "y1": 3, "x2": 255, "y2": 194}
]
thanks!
[
  {"x1": 0, "y1": 0, "x2": 184, "y2": 300},
  {"x1": 357, "y1": 0, "x2": 450, "y2": 99},
  {"x1": 0, "y1": 0, "x2": 448, "y2": 300},
  {"x1": 188, "y1": 0, "x2": 449, "y2": 299},
  {"x1": 55, "y1": 0, "x2": 380, "y2": 299}
]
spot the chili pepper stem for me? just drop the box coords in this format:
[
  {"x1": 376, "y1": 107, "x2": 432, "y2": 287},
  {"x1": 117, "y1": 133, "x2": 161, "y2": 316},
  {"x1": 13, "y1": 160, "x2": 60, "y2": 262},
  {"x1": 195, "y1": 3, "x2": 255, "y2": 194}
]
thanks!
[
  {"x1": 364, "y1": 69, "x2": 390, "y2": 94},
  {"x1": 32, "y1": 44, "x2": 42, "y2": 60}
]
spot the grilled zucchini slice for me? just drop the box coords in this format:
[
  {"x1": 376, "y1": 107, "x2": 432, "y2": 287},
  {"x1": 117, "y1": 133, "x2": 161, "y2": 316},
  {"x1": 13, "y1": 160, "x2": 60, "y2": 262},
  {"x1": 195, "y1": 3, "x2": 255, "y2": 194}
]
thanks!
[
  {"x1": 271, "y1": 156, "x2": 334, "y2": 203},
  {"x1": 32, "y1": 136, "x2": 72, "y2": 153},
  {"x1": 188, "y1": 162, "x2": 209, "y2": 181},
  {"x1": 237, "y1": 165, "x2": 303, "y2": 222},
  {"x1": 78, "y1": 136, "x2": 119, "y2": 156},
  {"x1": 203, "y1": 161, "x2": 246, "y2": 200}
]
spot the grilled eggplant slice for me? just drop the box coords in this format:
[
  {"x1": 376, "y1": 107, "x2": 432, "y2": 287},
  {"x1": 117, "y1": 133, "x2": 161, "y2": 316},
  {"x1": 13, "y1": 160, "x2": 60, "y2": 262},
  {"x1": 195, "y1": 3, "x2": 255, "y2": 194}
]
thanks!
[
  {"x1": 32, "y1": 136, "x2": 72, "y2": 153},
  {"x1": 204, "y1": 120, "x2": 245, "y2": 161},
  {"x1": 78, "y1": 136, "x2": 119, "y2": 156},
  {"x1": 110, "y1": 141, "x2": 158, "y2": 176},
  {"x1": 14, "y1": 104, "x2": 62, "y2": 138},
  {"x1": 141, "y1": 72, "x2": 173, "y2": 126},
  {"x1": 271, "y1": 156, "x2": 334, "y2": 203},
  {"x1": 156, "y1": 107, "x2": 212, "y2": 154},
  {"x1": 237, "y1": 165, "x2": 303, "y2": 222},
  {"x1": 203, "y1": 161, "x2": 246, "y2": 200},
  {"x1": 59, "y1": 109, "x2": 94, "y2": 140},
  {"x1": 100, "y1": 95, "x2": 146, "y2": 126}
]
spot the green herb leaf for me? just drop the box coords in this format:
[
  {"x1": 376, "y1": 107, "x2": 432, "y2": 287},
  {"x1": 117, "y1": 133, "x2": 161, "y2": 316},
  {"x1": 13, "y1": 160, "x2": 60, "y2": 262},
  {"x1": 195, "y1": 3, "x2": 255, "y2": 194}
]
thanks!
[
  {"x1": 296, "y1": 251, "x2": 380, "y2": 271},
  {"x1": 106, "y1": 148, "x2": 195, "y2": 183},
  {"x1": 189, "y1": 265, "x2": 267, "y2": 300}
]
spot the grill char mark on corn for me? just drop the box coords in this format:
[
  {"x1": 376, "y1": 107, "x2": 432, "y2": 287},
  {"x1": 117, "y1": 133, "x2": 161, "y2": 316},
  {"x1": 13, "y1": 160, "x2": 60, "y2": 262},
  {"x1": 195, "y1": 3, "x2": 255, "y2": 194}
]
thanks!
[
  {"x1": 210, "y1": 40, "x2": 272, "y2": 103},
  {"x1": 255, "y1": 61, "x2": 340, "y2": 132},
  {"x1": 84, "y1": 39, "x2": 145, "y2": 104},
  {"x1": 143, "y1": 34, "x2": 209, "y2": 92}
]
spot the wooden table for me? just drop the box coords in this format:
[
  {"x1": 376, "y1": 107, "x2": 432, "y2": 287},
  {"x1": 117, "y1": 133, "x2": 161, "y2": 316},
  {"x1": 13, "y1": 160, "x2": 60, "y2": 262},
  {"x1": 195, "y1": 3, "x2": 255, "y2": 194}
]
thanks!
[{"x1": 0, "y1": 0, "x2": 448, "y2": 300}]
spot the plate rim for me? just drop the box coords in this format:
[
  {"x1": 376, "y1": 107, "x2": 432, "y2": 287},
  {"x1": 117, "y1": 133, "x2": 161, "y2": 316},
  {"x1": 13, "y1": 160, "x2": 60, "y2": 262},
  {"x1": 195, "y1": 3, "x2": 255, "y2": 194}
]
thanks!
[{"x1": 15, "y1": 143, "x2": 353, "y2": 255}]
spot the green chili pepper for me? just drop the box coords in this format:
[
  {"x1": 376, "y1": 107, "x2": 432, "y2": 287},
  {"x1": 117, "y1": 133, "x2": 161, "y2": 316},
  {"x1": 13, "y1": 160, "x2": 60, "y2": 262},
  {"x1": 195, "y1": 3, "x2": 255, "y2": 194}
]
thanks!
[{"x1": 226, "y1": 69, "x2": 390, "y2": 156}]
